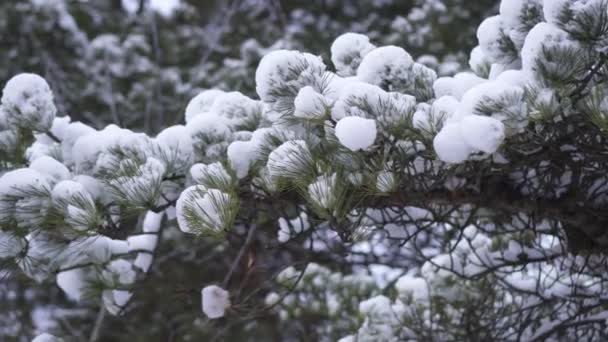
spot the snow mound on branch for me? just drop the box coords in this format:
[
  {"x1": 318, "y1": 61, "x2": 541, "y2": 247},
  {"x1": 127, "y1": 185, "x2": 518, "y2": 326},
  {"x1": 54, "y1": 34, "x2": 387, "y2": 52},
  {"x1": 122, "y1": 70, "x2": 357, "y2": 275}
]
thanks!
[
  {"x1": 267, "y1": 140, "x2": 312, "y2": 178},
  {"x1": 202, "y1": 285, "x2": 230, "y2": 319},
  {"x1": 477, "y1": 15, "x2": 508, "y2": 63},
  {"x1": 335, "y1": 116, "x2": 377, "y2": 151},
  {"x1": 356, "y1": 46, "x2": 414, "y2": 89},
  {"x1": 331, "y1": 33, "x2": 376, "y2": 77},
  {"x1": 29, "y1": 156, "x2": 71, "y2": 183},
  {"x1": 460, "y1": 115, "x2": 505, "y2": 154},
  {"x1": 293, "y1": 86, "x2": 327, "y2": 119},
  {"x1": 521, "y1": 22, "x2": 571, "y2": 73},
  {"x1": 433, "y1": 115, "x2": 505, "y2": 163},
  {"x1": 433, "y1": 72, "x2": 486, "y2": 100},
  {"x1": 255, "y1": 49, "x2": 326, "y2": 104},
  {"x1": 185, "y1": 89, "x2": 225, "y2": 123},
  {"x1": 1, "y1": 73, "x2": 56, "y2": 132},
  {"x1": 227, "y1": 140, "x2": 256, "y2": 179},
  {"x1": 433, "y1": 123, "x2": 474, "y2": 163},
  {"x1": 542, "y1": 0, "x2": 570, "y2": 24}
]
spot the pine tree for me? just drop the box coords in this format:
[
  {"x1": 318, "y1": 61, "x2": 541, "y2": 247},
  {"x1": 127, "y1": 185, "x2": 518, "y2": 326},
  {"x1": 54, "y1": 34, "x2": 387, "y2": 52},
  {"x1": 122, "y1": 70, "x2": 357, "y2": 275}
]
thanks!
[{"x1": 10, "y1": 0, "x2": 608, "y2": 341}]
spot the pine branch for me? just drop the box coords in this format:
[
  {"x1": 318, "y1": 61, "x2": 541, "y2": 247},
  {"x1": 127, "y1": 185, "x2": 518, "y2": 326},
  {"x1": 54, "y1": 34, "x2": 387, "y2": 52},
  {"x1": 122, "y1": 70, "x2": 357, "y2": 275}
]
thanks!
[{"x1": 571, "y1": 52, "x2": 608, "y2": 105}]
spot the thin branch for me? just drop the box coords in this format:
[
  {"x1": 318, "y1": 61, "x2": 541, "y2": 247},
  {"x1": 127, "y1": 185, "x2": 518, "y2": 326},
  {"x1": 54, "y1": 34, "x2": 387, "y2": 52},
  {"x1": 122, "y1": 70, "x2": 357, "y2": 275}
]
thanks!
[
  {"x1": 222, "y1": 224, "x2": 258, "y2": 288},
  {"x1": 89, "y1": 305, "x2": 106, "y2": 342}
]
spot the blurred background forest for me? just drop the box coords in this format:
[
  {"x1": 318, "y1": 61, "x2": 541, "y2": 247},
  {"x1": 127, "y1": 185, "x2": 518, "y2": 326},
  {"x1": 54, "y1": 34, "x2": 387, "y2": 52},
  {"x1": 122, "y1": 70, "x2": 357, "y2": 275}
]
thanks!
[{"x1": 0, "y1": 0, "x2": 497, "y2": 340}]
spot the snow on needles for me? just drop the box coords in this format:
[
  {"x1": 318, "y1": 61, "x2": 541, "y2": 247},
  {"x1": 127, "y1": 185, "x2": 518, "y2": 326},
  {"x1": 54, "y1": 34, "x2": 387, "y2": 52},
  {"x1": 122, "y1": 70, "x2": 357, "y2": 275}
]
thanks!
[{"x1": 1, "y1": 73, "x2": 56, "y2": 132}]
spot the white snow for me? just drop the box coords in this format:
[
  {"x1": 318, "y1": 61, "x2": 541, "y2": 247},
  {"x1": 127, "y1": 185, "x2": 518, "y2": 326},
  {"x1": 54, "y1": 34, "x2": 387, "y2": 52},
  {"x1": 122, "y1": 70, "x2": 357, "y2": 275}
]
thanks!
[
  {"x1": 543, "y1": 0, "x2": 570, "y2": 24},
  {"x1": 335, "y1": 116, "x2": 377, "y2": 151},
  {"x1": 308, "y1": 174, "x2": 337, "y2": 209},
  {"x1": 356, "y1": 46, "x2": 414, "y2": 88},
  {"x1": 476, "y1": 16, "x2": 506, "y2": 63},
  {"x1": 255, "y1": 49, "x2": 326, "y2": 103},
  {"x1": 266, "y1": 140, "x2": 312, "y2": 178},
  {"x1": 330, "y1": 33, "x2": 376, "y2": 77},
  {"x1": 227, "y1": 140, "x2": 256, "y2": 179},
  {"x1": 112, "y1": 289, "x2": 132, "y2": 307},
  {"x1": 469, "y1": 46, "x2": 490, "y2": 76},
  {"x1": 32, "y1": 333, "x2": 62, "y2": 342},
  {"x1": 433, "y1": 72, "x2": 486, "y2": 100},
  {"x1": 433, "y1": 124, "x2": 473, "y2": 163},
  {"x1": 143, "y1": 211, "x2": 163, "y2": 233},
  {"x1": 103, "y1": 259, "x2": 136, "y2": 285},
  {"x1": 460, "y1": 115, "x2": 506, "y2": 154},
  {"x1": 127, "y1": 234, "x2": 158, "y2": 252},
  {"x1": 57, "y1": 268, "x2": 89, "y2": 302},
  {"x1": 176, "y1": 186, "x2": 232, "y2": 235},
  {"x1": 176, "y1": 185, "x2": 207, "y2": 234},
  {"x1": 29, "y1": 156, "x2": 71, "y2": 183},
  {"x1": 187, "y1": 112, "x2": 231, "y2": 141},
  {"x1": 1, "y1": 73, "x2": 56, "y2": 132},
  {"x1": 395, "y1": 274, "x2": 429, "y2": 301},
  {"x1": 521, "y1": 22, "x2": 571, "y2": 73},
  {"x1": 190, "y1": 162, "x2": 232, "y2": 187},
  {"x1": 201, "y1": 285, "x2": 230, "y2": 319},
  {"x1": 184, "y1": 89, "x2": 225, "y2": 123},
  {"x1": 277, "y1": 212, "x2": 310, "y2": 243},
  {"x1": 293, "y1": 86, "x2": 327, "y2": 119},
  {"x1": 155, "y1": 125, "x2": 194, "y2": 172}
]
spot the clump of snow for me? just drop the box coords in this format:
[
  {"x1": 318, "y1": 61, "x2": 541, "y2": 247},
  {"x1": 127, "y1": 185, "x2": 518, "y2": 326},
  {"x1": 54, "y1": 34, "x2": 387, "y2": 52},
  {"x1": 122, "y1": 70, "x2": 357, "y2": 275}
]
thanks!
[
  {"x1": 521, "y1": 22, "x2": 571, "y2": 73},
  {"x1": 335, "y1": 116, "x2": 377, "y2": 151},
  {"x1": 0, "y1": 168, "x2": 52, "y2": 227},
  {"x1": 143, "y1": 210, "x2": 163, "y2": 233},
  {"x1": 278, "y1": 211, "x2": 310, "y2": 243},
  {"x1": 395, "y1": 274, "x2": 429, "y2": 301},
  {"x1": 330, "y1": 33, "x2": 376, "y2": 77},
  {"x1": 434, "y1": 114, "x2": 505, "y2": 163},
  {"x1": 255, "y1": 50, "x2": 326, "y2": 110},
  {"x1": 186, "y1": 111, "x2": 230, "y2": 137},
  {"x1": 477, "y1": 16, "x2": 510, "y2": 64},
  {"x1": 414, "y1": 96, "x2": 459, "y2": 133},
  {"x1": 331, "y1": 82, "x2": 387, "y2": 121},
  {"x1": 1, "y1": 73, "x2": 56, "y2": 132},
  {"x1": 209, "y1": 91, "x2": 262, "y2": 126},
  {"x1": 176, "y1": 186, "x2": 234, "y2": 235},
  {"x1": 57, "y1": 268, "x2": 90, "y2": 302},
  {"x1": 107, "y1": 157, "x2": 166, "y2": 207},
  {"x1": 102, "y1": 259, "x2": 136, "y2": 286},
  {"x1": 543, "y1": 0, "x2": 570, "y2": 24},
  {"x1": 29, "y1": 156, "x2": 71, "y2": 183},
  {"x1": 469, "y1": 46, "x2": 491, "y2": 77},
  {"x1": 455, "y1": 80, "x2": 526, "y2": 132},
  {"x1": 433, "y1": 124, "x2": 474, "y2": 163},
  {"x1": 184, "y1": 89, "x2": 225, "y2": 123},
  {"x1": 356, "y1": 46, "x2": 414, "y2": 90},
  {"x1": 202, "y1": 285, "x2": 230, "y2": 319},
  {"x1": 267, "y1": 140, "x2": 313, "y2": 178},
  {"x1": 460, "y1": 115, "x2": 506, "y2": 154},
  {"x1": 227, "y1": 140, "x2": 256, "y2": 179},
  {"x1": 190, "y1": 162, "x2": 232, "y2": 190},
  {"x1": 154, "y1": 125, "x2": 194, "y2": 174},
  {"x1": 433, "y1": 72, "x2": 486, "y2": 100},
  {"x1": 293, "y1": 86, "x2": 327, "y2": 119},
  {"x1": 308, "y1": 174, "x2": 338, "y2": 210}
]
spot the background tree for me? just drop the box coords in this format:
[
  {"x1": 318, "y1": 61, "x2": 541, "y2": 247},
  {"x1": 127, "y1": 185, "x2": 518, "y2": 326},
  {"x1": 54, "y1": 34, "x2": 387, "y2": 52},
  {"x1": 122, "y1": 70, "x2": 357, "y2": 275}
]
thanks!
[{"x1": 16, "y1": 1, "x2": 608, "y2": 342}]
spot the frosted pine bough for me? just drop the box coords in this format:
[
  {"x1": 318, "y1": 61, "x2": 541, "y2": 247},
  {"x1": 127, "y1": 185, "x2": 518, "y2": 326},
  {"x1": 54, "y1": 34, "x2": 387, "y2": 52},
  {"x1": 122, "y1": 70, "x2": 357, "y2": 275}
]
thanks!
[{"x1": 2, "y1": 0, "x2": 608, "y2": 340}]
